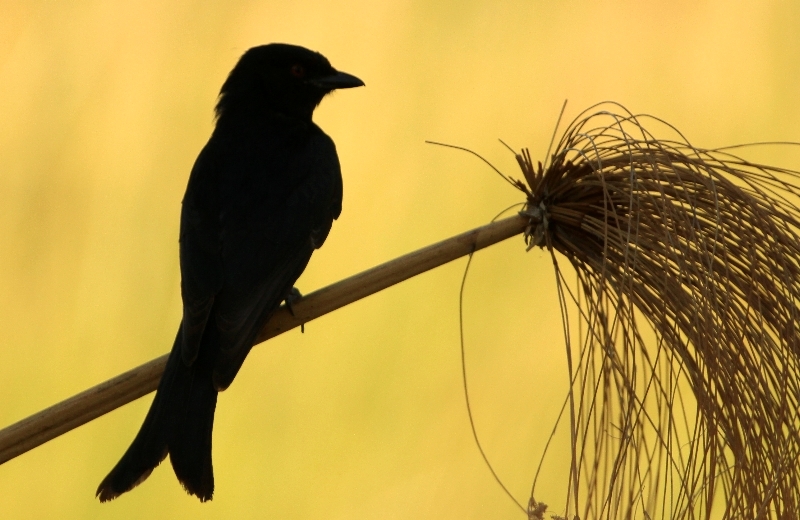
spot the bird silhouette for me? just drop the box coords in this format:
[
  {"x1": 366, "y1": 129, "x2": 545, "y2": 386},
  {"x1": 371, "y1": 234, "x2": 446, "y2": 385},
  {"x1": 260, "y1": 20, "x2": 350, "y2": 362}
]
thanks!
[{"x1": 96, "y1": 43, "x2": 363, "y2": 502}]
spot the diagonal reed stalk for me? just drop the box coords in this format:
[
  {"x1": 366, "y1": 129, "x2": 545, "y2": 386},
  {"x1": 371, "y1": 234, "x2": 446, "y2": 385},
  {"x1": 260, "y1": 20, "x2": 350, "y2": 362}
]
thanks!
[
  {"x1": 0, "y1": 214, "x2": 528, "y2": 465},
  {"x1": 514, "y1": 102, "x2": 800, "y2": 520}
]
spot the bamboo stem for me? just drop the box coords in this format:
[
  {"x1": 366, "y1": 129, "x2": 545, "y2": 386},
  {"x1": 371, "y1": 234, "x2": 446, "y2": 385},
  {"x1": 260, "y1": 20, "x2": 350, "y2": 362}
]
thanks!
[{"x1": 0, "y1": 214, "x2": 528, "y2": 465}]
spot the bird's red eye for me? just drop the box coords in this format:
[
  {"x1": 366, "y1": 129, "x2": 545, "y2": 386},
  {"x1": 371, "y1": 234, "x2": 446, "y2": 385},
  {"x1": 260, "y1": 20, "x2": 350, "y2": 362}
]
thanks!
[{"x1": 290, "y1": 64, "x2": 305, "y2": 78}]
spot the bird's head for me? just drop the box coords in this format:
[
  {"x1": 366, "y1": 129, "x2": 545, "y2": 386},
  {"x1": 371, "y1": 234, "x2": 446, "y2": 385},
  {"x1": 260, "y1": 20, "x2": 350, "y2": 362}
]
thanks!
[{"x1": 215, "y1": 43, "x2": 364, "y2": 121}]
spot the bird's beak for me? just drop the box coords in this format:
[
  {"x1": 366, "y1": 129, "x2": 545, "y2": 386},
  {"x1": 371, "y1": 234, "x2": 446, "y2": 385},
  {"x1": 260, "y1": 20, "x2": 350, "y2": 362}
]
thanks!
[{"x1": 309, "y1": 71, "x2": 365, "y2": 90}]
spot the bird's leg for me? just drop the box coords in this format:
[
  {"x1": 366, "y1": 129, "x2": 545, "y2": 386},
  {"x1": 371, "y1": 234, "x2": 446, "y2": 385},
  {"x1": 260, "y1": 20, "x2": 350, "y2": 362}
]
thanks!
[{"x1": 284, "y1": 287, "x2": 304, "y2": 333}]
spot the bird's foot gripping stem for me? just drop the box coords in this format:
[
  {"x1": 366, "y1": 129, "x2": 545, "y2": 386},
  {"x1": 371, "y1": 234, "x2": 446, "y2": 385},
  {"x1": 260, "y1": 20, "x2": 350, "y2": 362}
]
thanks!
[{"x1": 285, "y1": 287, "x2": 304, "y2": 333}]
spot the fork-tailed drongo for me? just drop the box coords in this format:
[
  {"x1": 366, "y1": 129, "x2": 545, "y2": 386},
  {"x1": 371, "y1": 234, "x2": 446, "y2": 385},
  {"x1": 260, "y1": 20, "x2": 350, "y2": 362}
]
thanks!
[{"x1": 96, "y1": 43, "x2": 363, "y2": 502}]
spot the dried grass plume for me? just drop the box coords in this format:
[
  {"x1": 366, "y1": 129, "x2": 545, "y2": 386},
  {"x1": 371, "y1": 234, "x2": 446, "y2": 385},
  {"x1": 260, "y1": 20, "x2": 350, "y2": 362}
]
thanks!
[{"x1": 508, "y1": 102, "x2": 800, "y2": 519}]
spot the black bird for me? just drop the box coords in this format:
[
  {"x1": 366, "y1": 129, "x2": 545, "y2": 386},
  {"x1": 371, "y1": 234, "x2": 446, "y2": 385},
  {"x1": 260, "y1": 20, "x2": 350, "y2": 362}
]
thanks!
[{"x1": 96, "y1": 43, "x2": 363, "y2": 502}]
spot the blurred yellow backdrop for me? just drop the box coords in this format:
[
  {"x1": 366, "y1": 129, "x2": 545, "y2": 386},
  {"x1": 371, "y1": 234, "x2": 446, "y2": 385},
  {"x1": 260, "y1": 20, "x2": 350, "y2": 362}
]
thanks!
[{"x1": 1, "y1": 1, "x2": 799, "y2": 519}]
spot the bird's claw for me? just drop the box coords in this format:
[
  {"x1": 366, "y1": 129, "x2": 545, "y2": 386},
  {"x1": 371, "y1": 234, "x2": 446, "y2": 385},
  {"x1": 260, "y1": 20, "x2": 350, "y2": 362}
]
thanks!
[
  {"x1": 285, "y1": 287, "x2": 302, "y2": 316},
  {"x1": 285, "y1": 287, "x2": 305, "y2": 333}
]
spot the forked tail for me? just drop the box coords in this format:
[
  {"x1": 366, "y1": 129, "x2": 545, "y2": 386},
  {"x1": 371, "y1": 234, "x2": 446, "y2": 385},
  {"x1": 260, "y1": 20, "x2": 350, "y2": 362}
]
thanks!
[{"x1": 96, "y1": 324, "x2": 218, "y2": 501}]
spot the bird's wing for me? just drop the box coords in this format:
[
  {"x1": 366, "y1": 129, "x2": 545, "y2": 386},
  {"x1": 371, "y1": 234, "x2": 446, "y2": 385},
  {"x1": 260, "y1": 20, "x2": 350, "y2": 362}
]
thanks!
[
  {"x1": 211, "y1": 130, "x2": 343, "y2": 390},
  {"x1": 178, "y1": 143, "x2": 224, "y2": 365}
]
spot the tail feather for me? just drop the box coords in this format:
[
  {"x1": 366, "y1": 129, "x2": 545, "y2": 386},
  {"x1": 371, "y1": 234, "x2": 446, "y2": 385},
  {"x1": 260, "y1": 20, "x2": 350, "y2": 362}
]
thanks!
[
  {"x1": 169, "y1": 324, "x2": 218, "y2": 501},
  {"x1": 96, "y1": 324, "x2": 219, "y2": 502}
]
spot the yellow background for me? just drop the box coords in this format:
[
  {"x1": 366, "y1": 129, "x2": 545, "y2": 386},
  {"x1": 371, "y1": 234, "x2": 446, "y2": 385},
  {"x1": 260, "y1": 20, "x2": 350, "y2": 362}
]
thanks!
[{"x1": 1, "y1": 2, "x2": 799, "y2": 518}]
